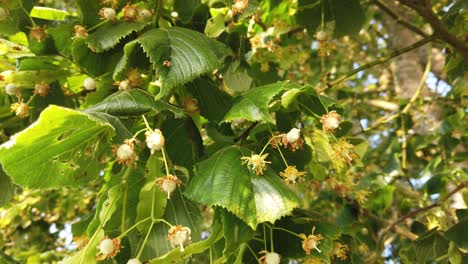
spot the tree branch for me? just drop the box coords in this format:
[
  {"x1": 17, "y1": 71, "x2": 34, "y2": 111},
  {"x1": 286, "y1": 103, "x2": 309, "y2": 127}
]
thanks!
[
  {"x1": 373, "y1": 0, "x2": 429, "y2": 38},
  {"x1": 319, "y1": 35, "x2": 435, "y2": 92},
  {"x1": 382, "y1": 181, "x2": 468, "y2": 235},
  {"x1": 398, "y1": 0, "x2": 468, "y2": 59}
]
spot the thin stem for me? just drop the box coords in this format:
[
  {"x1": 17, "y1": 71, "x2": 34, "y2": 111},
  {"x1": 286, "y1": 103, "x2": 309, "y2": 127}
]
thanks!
[
  {"x1": 141, "y1": 115, "x2": 152, "y2": 130},
  {"x1": 320, "y1": 35, "x2": 434, "y2": 93},
  {"x1": 132, "y1": 128, "x2": 148, "y2": 140},
  {"x1": 120, "y1": 168, "x2": 132, "y2": 233},
  {"x1": 245, "y1": 243, "x2": 260, "y2": 262},
  {"x1": 320, "y1": 0, "x2": 325, "y2": 31},
  {"x1": 19, "y1": 1, "x2": 35, "y2": 26},
  {"x1": 269, "y1": 225, "x2": 274, "y2": 252},
  {"x1": 161, "y1": 147, "x2": 170, "y2": 176},
  {"x1": 117, "y1": 217, "x2": 152, "y2": 239},
  {"x1": 269, "y1": 226, "x2": 304, "y2": 239},
  {"x1": 267, "y1": 126, "x2": 289, "y2": 167},
  {"x1": 88, "y1": 20, "x2": 108, "y2": 32},
  {"x1": 136, "y1": 223, "x2": 154, "y2": 259},
  {"x1": 259, "y1": 135, "x2": 282, "y2": 155},
  {"x1": 263, "y1": 224, "x2": 267, "y2": 250},
  {"x1": 152, "y1": 218, "x2": 173, "y2": 227},
  {"x1": 209, "y1": 247, "x2": 213, "y2": 264}
]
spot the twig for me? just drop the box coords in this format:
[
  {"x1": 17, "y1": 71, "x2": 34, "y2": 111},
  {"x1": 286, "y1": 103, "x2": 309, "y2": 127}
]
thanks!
[
  {"x1": 382, "y1": 181, "x2": 468, "y2": 235},
  {"x1": 398, "y1": 0, "x2": 468, "y2": 59},
  {"x1": 234, "y1": 121, "x2": 259, "y2": 143},
  {"x1": 373, "y1": 0, "x2": 429, "y2": 38},
  {"x1": 319, "y1": 35, "x2": 434, "y2": 93}
]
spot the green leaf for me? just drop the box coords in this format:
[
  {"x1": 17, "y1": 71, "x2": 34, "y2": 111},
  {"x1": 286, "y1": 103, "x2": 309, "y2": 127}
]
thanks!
[
  {"x1": 0, "y1": 168, "x2": 14, "y2": 207},
  {"x1": 221, "y1": 209, "x2": 254, "y2": 258},
  {"x1": 71, "y1": 38, "x2": 123, "y2": 77},
  {"x1": 205, "y1": 14, "x2": 226, "y2": 38},
  {"x1": 84, "y1": 89, "x2": 184, "y2": 118},
  {"x1": 86, "y1": 21, "x2": 147, "y2": 52},
  {"x1": 115, "y1": 27, "x2": 231, "y2": 96},
  {"x1": 0, "y1": 0, "x2": 34, "y2": 36},
  {"x1": 185, "y1": 146, "x2": 300, "y2": 229},
  {"x1": 0, "y1": 69, "x2": 68, "y2": 88},
  {"x1": 86, "y1": 183, "x2": 122, "y2": 235},
  {"x1": 222, "y1": 61, "x2": 253, "y2": 93},
  {"x1": 413, "y1": 229, "x2": 449, "y2": 264},
  {"x1": 0, "y1": 105, "x2": 114, "y2": 189},
  {"x1": 61, "y1": 229, "x2": 104, "y2": 264},
  {"x1": 76, "y1": 0, "x2": 101, "y2": 27},
  {"x1": 445, "y1": 219, "x2": 468, "y2": 249},
  {"x1": 223, "y1": 81, "x2": 291, "y2": 123},
  {"x1": 30, "y1": 7, "x2": 69, "y2": 21}
]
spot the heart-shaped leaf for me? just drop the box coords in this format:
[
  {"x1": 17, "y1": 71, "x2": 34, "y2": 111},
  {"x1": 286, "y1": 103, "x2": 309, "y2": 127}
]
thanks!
[
  {"x1": 185, "y1": 146, "x2": 300, "y2": 229},
  {"x1": 0, "y1": 105, "x2": 114, "y2": 189}
]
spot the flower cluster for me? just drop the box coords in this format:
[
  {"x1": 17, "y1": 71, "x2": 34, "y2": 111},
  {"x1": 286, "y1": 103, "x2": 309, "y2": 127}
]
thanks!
[
  {"x1": 116, "y1": 68, "x2": 144, "y2": 90},
  {"x1": 167, "y1": 225, "x2": 191, "y2": 252},
  {"x1": 331, "y1": 242, "x2": 349, "y2": 260},
  {"x1": 34, "y1": 81, "x2": 50, "y2": 97},
  {"x1": 29, "y1": 26, "x2": 47, "y2": 42},
  {"x1": 316, "y1": 31, "x2": 335, "y2": 57},
  {"x1": 145, "y1": 129, "x2": 165, "y2": 154},
  {"x1": 97, "y1": 237, "x2": 122, "y2": 260},
  {"x1": 320, "y1": 111, "x2": 341, "y2": 132},
  {"x1": 113, "y1": 139, "x2": 139, "y2": 166},
  {"x1": 259, "y1": 250, "x2": 281, "y2": 264},
  {"x1": 156, "y1": 175, "x2": 182, "y2": 199},
  {"x1": 280, "y1": 166, "x2": 306, "y2": 184},
  {"x1": 99, "y1": 4, "x2": 152, "y2": 23},
  {"x1": 299, "y1": 227, "x2": 323, "y2": 255},
  {"x1": 10, "y1": 101, "x2": 29, "y2": 118}
]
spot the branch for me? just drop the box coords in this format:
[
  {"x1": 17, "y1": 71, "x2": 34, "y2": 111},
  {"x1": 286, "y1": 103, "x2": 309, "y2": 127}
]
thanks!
[
  {"x1": 382, "y1": 181, "x2": 468, "y2": 235},
  {"x1": 319, "y1": 35, "x2": 435, "y2": 92},
  {"x1": 373, "y1": 0, "x2": 429, "y2": 38},
  {"x1": 398, "y1": 0, "x2": 468, "y2": 59}
]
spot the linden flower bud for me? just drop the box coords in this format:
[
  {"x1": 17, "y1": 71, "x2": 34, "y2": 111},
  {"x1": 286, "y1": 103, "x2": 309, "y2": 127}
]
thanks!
[
  {"x1": 280, "y1": 166, "x2": 306, "y2": 184},
  {"x1": 29, "y1": 26, "x2": 47, "y2": 42},
  {"x1": 316, "y1": 31, "x2": 328, "y2": 41},
  {"x1": 138, "y1": 9, "x2": 152, "y2": 21},
  {"x1": 123, "y1": 3, "x2": 139, "y2": 21},
  {"x1": 118, "y1": 79, "x2": 131, "y2": 90},
  {"x1": 127, "y1": 258, "x2": 142, "y2": 264},
  {"x1": 34, "y1": 81, "x2": 49, "y2": 97},
  {"x1": 83, "y1": 77, "x2": 96, "y2": 90},
  {"x1": 320, "y1": 111, "x2": 341, "y2": 132},
  {"x1": 0, "y1": 7, "x2": 8, "y2": 20},
  {"x1": 300, "y1": 227, "x2": 323, "y2": 255},
  {"x1": 331, "y1": 242, "x2": 349, "y2": 260},
  {"x1": 259, "y1": 250, "x2": 281, "y2": 264},
  {"x1": 156, "y1": 175, "x2": 182, "y2": 199},
  {"x1": 168, "y1": 225, "x2": 191, "y2": 252},
  {"x1": 182, "y1": 97, "x2": 199, "y2": 115},
  {"x1": 286, "y1": 128, "x2": 301, "y2": 144},
  {"x1": 126, "y1": 68, "x2": 143, "y2": 87},
  {"x1": 74, "y1": 25, "x2": 88, "y2": 39},
  {"x1": 99, "y1": 7, "x2": 116, "y2": 21},
  {"x1": 97, "y1": 237, "x2": 121, "y2": 260},
  {"x1": 114, "y1": 139, "x2": 138, "y2": 166},
  {"x1": 4, "y1": 83, "x2": 17, "y2": 95},
  {"x1": 145, "y1": 129, "x2": 165, "y2": 154},
  {"x1": 10, "y1": 102, "x2": 29, "y2": 118}
]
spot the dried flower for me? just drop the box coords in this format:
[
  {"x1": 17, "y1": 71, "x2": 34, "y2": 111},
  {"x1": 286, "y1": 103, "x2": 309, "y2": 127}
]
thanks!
[
  {"x1": 74, "y1": 25, "x2": 88, "y2": 39},
  {"x1": 259, "y1": 250, "x2": 281, "y2": 264},
  {"x1": 123, "y1": 3, "x2": 139, "y2": 21},
  {"x1": 300, "y1": 227, "x2": 323, "y2": 255},
  {"x1": 10, "y1": 101, "x2": 29, "y2": 118},
  {"x1": 182, "y1": 97, "x2": 199, "y2": 115},
  {"x1": 168, "y1": 225, "x2": 191, "y2": 252},
  {"x1": 281, "y1": 128, "x2": 304, "y2": 151},
  {"x1": 280, "y1": 166, "x2": 306, "y2": 184},
  {"x1": 96, "y1": 237, "x2": 121, "y2": 260},
  {"x1": 332, "y1": 139, "x2": 357, "y2": 165},
  {"x1": 320, "y1": 111, "x2": 341, "y2": 132},
  {"x1": 29, "y1": 26, "x2": 47, "y2": 42},
  {"x1": 163, "y1": 60, "x2": 172, "y2": 67},
  {"x1": 34, "y1": 81, "x2": 50, "y2": 96},
  {"x1": 156, "y1": 175, "x2": 182, "y2": 199},
  {"x1": 354, "y1": 190, "x2": 370, "y2": 205},
  {"x1": 316, "y1": 31, "x2": 328, "y2": 42},
  {"x1": 331, "y1": 242, "x2": 348, "y2": 260},
  {"x1": 99, "y1": 7, "x2": 116, "y2": 21},
  {"x1": 241, "y1": 153, "x2": 271, "y2": 175},
  {"x1": 232, "y1": 0, "x2": 249, "y2": 14}
]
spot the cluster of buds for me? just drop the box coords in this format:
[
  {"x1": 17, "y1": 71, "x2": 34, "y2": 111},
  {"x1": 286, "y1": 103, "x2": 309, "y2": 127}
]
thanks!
[
  {"x1": 331, "y1": 242, "x2": 349, "y2": 260},
  {"x1": 280, "y1": 166, "x2": 306, "y2": 184},
  {"x1": 182, "y1": 97, "x2": 199, "y2": 115},
  {"x1": 10, "y1": 100, "x2": 29, "y2": 118},
  {"x1": 156, "y1": 175, "x2": 182, "y2": 199},
  {"x1": 316, "y1": 30, "x2": 335, "y2": 57},
  {"x1": 332, "y1": 139, "x2": 357, "y2": 165},
  {"x1": 96, "y1": 237, "x2": 122, "y2": 260},
  {"x1": 145, "y1": 129, "x2": 165, "y2": 154},
  {"x1": 167, "y1": 225, "x2": 191, "y2": 252},
  {"x1": 74, "y1": 25, "x2": 88, "y2": 39},
  {"x1": 241, "y1": 153, "x2": 271, "y2": 175},
  {"x1": 299, "y1": 227, "x2": 323, "y2": 255},
  {"x1": 259, "y1": 250, "x2": 281, "y2": 264},
  {"x1": 113, "y1": 139, "x2": 138, "y2": 166},
  {"x1": 320, "y1": 111, "x2": 341, "y2": 132},
  {"x1": 29, "y1": 26, "x2": 47, "y2": 42},
  {"x1": 34, "y1": 81, "x2": 50, "y2": 97},
  {"x1": 99, "y1": 5, "x2": 153, "y2": 23}
]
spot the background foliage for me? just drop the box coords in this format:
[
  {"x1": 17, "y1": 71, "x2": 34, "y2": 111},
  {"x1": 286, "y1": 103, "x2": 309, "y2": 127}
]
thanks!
[{"x1": 0, "y1": 0, "x2": 467, "y2": 263}]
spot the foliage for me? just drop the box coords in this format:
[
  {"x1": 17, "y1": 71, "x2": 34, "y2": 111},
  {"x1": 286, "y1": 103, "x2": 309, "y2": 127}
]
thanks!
[{"x1": 0, "y1": 0, "x2": 467, "y2": 263}]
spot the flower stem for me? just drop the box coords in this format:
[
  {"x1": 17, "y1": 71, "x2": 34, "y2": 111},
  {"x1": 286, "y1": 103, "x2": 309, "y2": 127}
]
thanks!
[{"x1": 136, "y1": 222, "x2": 154, "y2": 259}]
